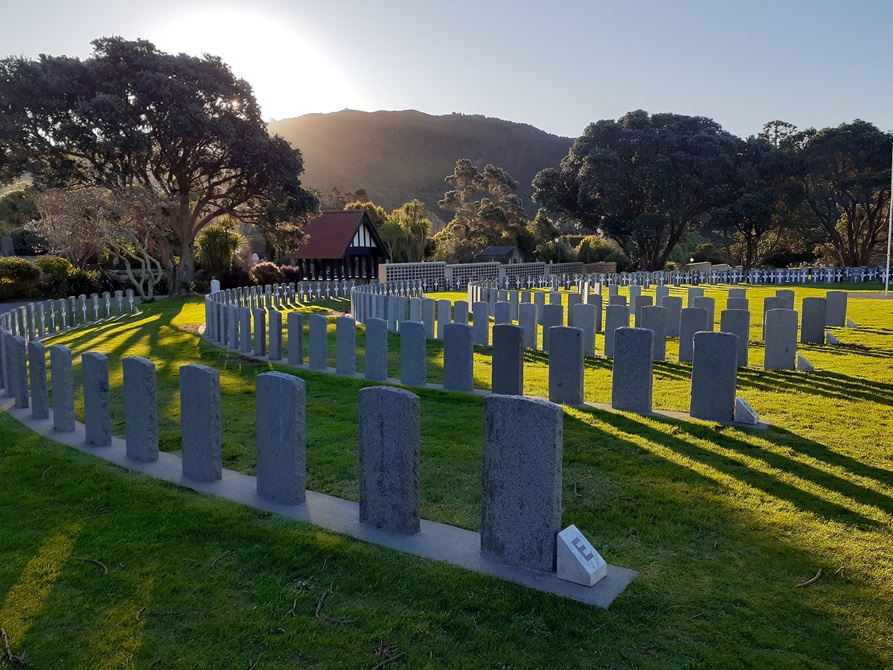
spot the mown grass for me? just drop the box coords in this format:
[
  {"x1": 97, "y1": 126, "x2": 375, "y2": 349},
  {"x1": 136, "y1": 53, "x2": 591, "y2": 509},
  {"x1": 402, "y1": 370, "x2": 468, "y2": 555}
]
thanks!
[{"x1": 1, "y1": 284, "x2": 892, "y2": 668}]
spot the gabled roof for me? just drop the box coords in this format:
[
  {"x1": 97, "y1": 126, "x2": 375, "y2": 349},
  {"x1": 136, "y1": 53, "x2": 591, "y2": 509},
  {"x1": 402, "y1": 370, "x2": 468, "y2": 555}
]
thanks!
[
  {"x1": 479, "y1": 246, "x2": 518, "y2": 256},
  {"x1": 285, "y1": 210, "x2": 386, "y2": 260}
]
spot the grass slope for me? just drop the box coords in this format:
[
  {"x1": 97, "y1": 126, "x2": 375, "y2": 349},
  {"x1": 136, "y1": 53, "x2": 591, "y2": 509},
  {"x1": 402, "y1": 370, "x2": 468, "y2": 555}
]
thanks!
[{"x1": 0, "y1": 285, "x2": 891, "y2": 668}]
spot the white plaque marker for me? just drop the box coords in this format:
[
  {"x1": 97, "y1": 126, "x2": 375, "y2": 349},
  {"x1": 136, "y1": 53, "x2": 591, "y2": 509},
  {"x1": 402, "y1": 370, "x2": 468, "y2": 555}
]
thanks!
[
  {"x1": 797, "y1": 354, "x2": 814, "y2": 372},
  {"x1": 556, "y1": 524, "x2": 607, "y2": 587},
  {"x1": 846, "y1": 319, "x2": 857, "y2": 328},
  {"x1": 734, "y1": 397, "x2": 759, "y2": 425}
]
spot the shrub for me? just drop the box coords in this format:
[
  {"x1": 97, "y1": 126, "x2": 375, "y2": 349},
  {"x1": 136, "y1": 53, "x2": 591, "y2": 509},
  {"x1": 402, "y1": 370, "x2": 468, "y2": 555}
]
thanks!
[
  {"x1": 249, "y1": 261, "x2": 285, "y2": 286},
  {"x1": 280, "y1": 265, "x2": 303, "y2": 284},
  {"x1": 219, "y1": 267, "x2": 250, "y2": 289},
  {"x1": 61, "y1": 268, "x2": 101, "y2": 297},
  {"x1": 0, "y1": 257, "x2": 42, "y2": 300},
  {"x1": 34, "y1": 255, "x2": 74, "y2": 280}
]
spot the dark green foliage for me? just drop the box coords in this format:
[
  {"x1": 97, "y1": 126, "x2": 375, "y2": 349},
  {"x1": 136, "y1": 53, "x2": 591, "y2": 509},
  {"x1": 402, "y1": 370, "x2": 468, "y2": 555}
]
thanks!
[
  {"x1": 691, "y1": 243, "x2": 730, "y2": 265},
  {"x1": 0, "y1": 38, "x2": 318, "y2": 293},
  {"x1": 576, "y1": 235, "x2": 632, "y2": 270},
  {"x1": 533, "y1": 110, "x2": 744, "y2": 270},
  {"x1": 248, "y1": 261, "x2": 285, "y2": 286},
  {"x1": 60, "y1": 267, "x2": 101, "y2": 297},
  {"x1": 0, "y1": 256, "x2": 41, "y2": 300}
]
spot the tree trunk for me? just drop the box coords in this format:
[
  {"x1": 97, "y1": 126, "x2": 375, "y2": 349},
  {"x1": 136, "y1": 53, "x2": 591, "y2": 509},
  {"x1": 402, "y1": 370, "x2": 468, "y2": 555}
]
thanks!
[{"x1": 173, "y1": 243, "x2": 196, "y2": 295}]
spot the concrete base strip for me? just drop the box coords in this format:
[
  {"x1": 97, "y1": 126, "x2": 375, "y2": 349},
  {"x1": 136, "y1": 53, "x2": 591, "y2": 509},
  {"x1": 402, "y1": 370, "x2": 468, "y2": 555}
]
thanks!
[{"x1": 3, "y1": 400, "x2": 638, "y2": 609}]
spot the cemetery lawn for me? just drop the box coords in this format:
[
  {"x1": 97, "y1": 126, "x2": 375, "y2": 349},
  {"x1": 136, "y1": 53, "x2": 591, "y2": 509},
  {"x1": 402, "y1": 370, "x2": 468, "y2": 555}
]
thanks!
[{"x1": 1, "y1": 286, "x2": 891, "y2": 668}]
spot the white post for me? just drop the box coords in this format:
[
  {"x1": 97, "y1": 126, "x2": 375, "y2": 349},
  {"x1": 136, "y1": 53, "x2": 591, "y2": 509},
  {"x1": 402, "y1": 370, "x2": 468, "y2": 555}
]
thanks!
[{"x1": 886, "y1": 142, "x2": 892, "y2": 296}]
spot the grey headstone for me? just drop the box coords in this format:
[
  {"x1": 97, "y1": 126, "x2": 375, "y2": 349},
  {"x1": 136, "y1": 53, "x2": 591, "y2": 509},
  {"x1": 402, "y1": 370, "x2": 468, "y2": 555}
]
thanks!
[
  {"x1": 309, "y1": 314, "x2": 328, "y2": 370},
  {"x1": 764, "y1": 309, "x2": 798, "y2": 370},
  {"x1": 654, "y1": 285, "x2": 669, "y2": 306},
  {"x1": 679, "y1": 307, "x2": 710, "y2": 363},
  {"x1": 800, "y1": 297, "x2": 826, "y2": 344},
  {"x1": 422, "y1": 298, "x2": 436, "y2": 339},
  {"x1": 83, "y1": 352, "x2": 111, "y2": 447},
  {"x1": 491, "y1": 324, "x2": 524, "y2": 395},
  {"x1": 0, "y1": 236, "x2": 14, "y2": 257},
  {"x1": 472, "y1": 301, "x2": 490, "y2": 346},
  {"x1": 633, "y1": 295, "x2": 653, "y2": 327},
  {"x1": 603, "y1": 304, "x2": 630, "y2": 357},
  {"x1": 628, "y1": 285, "x2": 642, "y2": 302},
  {"x1": 287, "y1": 312, "x2": 304, "y2": 365},
  {"x1": 400, "y1": 321, "x2": 427, "y2": 387},
  {"x1": 409, "y1": 297, "x2": 422, "y2": 321},
  {"x1": 28, "y1": 340, "x2": 48, "y2": 419},
  {"x1": 228, "y1": 305, "x2": 239, "y2": 351},
  {"x1": 566, "y1": 293, "x2": 582, "y2": 326},
  {"x1": 775, "y1": 289, "x2": 795, "y2": 309},
  {"x1": 359, "y1": 386, "x2": 420, "y2": 534},
  {"x1": 50, "y1": 345, "x2": 75, "y2": 432},
  {"x1": 687, "y1": 287, "x2": 704, "y2": 305},
  {"x1": 443, "y1": 323, "x2": 473, "y2": 392},
  {"x1": 454, "y1": 300, "x2": 469, "y2": 324},
  {"x1": 481, "y1": 395, "x2": 563, "y2": 572},
  {"x1": 541, "y1": 303, "x2": 564, "y2": 352},
  {"x1": 663, "y1": 296, "x2": 682, "y2": 338},
  {"x1": 720, "y1": 309, "x2": 750, "y2": 367},
  {"x1": 256, "y1": 372, "x2": 306, "y2": 504},
  {"x1": 436, "y1": 300, "x2": 452, "y2": 340},
  {"x1": 494, "y1": 301, "x2": 511, "y2": 325},
  {"x1": 268, "y1": 310, "x2": 283, "y2": 361},
  {"x1": 611, "y1": 327, "x2": 653, "y2": 413},
  {"x1": 180, "y1": 364, "x2": 222, "y2": 482},
  {"x1": 10, "y1": 336, "x2": 28, "y2": 409},
  {"x1": 519, "y1": 302, "x2": 538, "y2": 349},
  {"x1": 825, "y1": 291, "x2": 848, "y2": 327},
  {"x1": 252, "y1": 308, "x2": 266, "y2": 357},
  {"x1": 639, "y1": 305, "x2": 667, "y2": 361},
  {"x1": 364, "y1": 318, "x2": 389, "y2": 381},
  {"x1": 123, "y1": 356, "x2": 159, "y2": 462},
  {"x1": 589, "y1": 293, "x2": 603, "y2": 332},
  {"x1": 690, "y1": 332, "x2": 738, "y2": 423},
  {"x1": 533, "y1": 291, "x2": 546, "y2": 309},
  {"x1": 608, "y1": 284, "x2": 619, "y2": 297},
  {"x1": 691, "y1": 296, "x2": 715, "y2": 331},
  {"x1": 239, "y1": 308, "x2": 252, "y2": 354},
  {"x1": 608, "y1": 294, "x2": 627, "y2": 306},
  {"x1": 336, "y1": 316, "x2": 357, "y2": 375},
  {"x1": 387, "y1": 295, "x2": 398, "y2": 333},
  {"x1": 728, "y1": 287, "x2": 747, "y2": 299},
  {"x1": 549, "y1": 291, "x2": 562, "y2": 305},
  {"x1": 573, "y1": 303, "x2": 597, "y2": 357},
  {"x1": 727, "y1": 297, "x2": 749, "y2": 312},
  {"x1": 507, "y1": 291, "x2": 519, "y2": 321},
  {"x1": 762, "y1": 296, "x2": 789, "y2": 337},
  {"x1": 548, "y1": 326, "x2": 584, "y2": 405}
]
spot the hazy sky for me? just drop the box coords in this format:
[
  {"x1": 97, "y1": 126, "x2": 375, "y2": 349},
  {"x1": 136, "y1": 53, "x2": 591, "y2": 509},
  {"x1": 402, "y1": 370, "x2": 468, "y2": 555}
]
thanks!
[{"x1": 4, "y1": 0, "x2": 893, "y2": 139}]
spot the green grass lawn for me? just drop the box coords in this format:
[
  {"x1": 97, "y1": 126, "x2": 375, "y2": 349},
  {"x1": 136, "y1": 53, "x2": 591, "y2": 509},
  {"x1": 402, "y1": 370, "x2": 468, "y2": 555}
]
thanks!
[{"x1": 1, "y1": 284, "x2": 892, "y2": 668}]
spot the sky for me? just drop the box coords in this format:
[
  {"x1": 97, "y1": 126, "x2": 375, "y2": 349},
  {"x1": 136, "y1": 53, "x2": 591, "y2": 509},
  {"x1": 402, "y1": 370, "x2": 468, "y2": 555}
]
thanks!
[{"x1": 3, "y1": 0, "x2": 893, "y2": 140}]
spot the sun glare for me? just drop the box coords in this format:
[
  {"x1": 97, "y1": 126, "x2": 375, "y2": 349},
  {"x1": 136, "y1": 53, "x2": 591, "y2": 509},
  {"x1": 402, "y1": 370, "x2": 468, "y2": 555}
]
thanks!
[{"x1": 149, "y1": 10, "x2": 366, "y2": 120}]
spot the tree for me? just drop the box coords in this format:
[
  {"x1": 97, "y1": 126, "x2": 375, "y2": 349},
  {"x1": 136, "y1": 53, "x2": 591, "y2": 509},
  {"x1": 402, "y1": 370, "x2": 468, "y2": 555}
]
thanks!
[
  {"x1": 709, "y1": 135, "x2": 804, "y2": 270},
  {"x1": 195, "y1": 222, "x2": 247, "y2": 277},
  {"x1": 795, "y1": 120, "x2": 891, "y2": 267},
  {"x1": 435, "y1": 159, "x2": 528, "y2": 261},
  {"x1": 0, "y1": 37, "x2": 318, "y2": 293},
  {"x1": 532, "y1": 110, "x2": 742, "y2": 270},
  {"x1": 30, "y1": 186, "x2": 171, "y2": 298},
  {"x1": 381, "y1": 200, "x2": 431, "y2": 262}
]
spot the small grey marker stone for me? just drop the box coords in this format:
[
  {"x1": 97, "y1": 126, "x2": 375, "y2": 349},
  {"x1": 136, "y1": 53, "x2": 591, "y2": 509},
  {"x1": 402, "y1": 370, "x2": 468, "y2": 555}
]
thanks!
[{"x1": 797, "y1": 354, "x2": 814, "y2": 372}]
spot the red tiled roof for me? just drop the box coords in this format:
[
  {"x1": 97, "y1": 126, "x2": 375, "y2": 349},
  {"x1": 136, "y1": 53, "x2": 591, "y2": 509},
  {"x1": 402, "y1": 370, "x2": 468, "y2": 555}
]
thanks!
[{"x1": 284, "y1": 210, "x2": 368, "y2": 260}]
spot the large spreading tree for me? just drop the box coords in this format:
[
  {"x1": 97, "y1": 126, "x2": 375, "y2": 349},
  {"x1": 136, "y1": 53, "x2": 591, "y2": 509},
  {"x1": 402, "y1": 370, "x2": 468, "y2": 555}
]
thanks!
[
  {"x1": 532, "y1": 110, "x2": 742, "y2": 270},
  {"x1": 0, "y1": 37, "x2": 318, "y2": 293}
]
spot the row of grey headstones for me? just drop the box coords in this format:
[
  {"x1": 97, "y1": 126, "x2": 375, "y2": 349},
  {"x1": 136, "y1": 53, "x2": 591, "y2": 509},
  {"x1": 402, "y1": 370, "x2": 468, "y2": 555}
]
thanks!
[
  {"x1": 210, "y1": 279, "x2": 356, "y2": 310},
  {"x1": 0, "y1": 290, "x2": 137, "y2": 343},
  {"x1": 3, "y1": 337, "x2": 573, "y2": 575}
]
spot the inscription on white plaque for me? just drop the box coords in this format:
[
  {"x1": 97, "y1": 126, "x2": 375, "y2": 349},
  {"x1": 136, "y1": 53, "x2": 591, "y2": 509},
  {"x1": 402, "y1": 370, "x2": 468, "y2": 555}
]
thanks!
[{"x1": 556, "y1": 524, "x2": 607, "y2": 587}]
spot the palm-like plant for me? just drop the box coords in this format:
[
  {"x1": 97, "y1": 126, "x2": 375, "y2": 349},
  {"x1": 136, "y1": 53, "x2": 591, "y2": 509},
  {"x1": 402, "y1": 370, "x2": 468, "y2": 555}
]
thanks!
[{"x1": 195, "y1": 223, "x2": 246, "y2": 277}]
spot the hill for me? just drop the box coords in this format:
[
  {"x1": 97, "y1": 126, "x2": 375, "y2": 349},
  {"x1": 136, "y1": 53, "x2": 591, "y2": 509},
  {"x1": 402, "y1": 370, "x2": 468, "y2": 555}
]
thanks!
[{"x1": 269, "y1": 110, "x2": 573, "y2": 214}]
